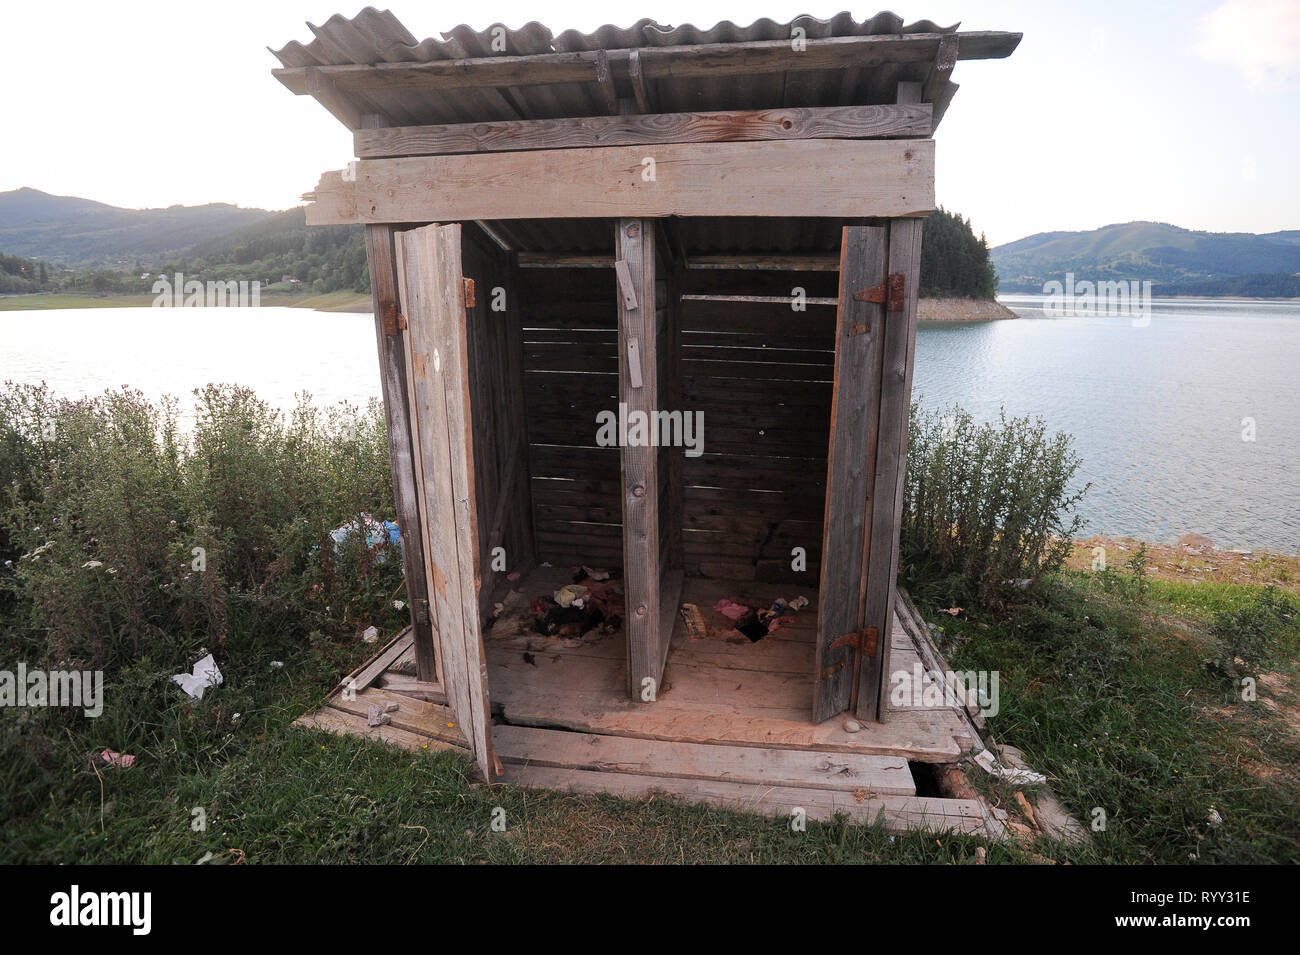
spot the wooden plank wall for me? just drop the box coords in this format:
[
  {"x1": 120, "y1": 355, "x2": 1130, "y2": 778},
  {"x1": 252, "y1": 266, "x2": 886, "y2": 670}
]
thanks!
[
  {"x1": 678, "y1": 285, "x2": 838, "y2": 585},
  {"x1": 518, "y1": 266, "x2": 624, "y2": 569},
  {"x1": 518, "y1": 263, "x2": 843, "y2": 587},
  {"x1": 460, "y1": 225, "x2": 534, "y2": 619}
]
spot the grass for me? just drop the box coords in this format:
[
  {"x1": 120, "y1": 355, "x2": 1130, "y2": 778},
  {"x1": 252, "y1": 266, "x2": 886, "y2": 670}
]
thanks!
[
  {"x1": 7, "y1": 567, "x2": 1295, "y2": 864},
  {"x1": 921, "y1": 569, "x2": 1300, "y2": 864},
  {"x1": 3, "y1": 626, "x2": 1005, "y2": 865},
  {"x1": 3, "y1": 384, "x2": 1296, "y2": 864}
]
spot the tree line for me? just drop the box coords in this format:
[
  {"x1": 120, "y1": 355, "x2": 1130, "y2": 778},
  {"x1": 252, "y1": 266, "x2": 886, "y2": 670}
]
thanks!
[{"x1": 919, "y1": 207, "x2": 999, "y2": 299}]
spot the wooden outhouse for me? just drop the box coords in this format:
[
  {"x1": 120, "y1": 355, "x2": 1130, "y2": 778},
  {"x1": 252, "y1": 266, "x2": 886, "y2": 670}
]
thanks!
[{"x1": 278, "y1": 10, "x2": 1020, "y2": 826}]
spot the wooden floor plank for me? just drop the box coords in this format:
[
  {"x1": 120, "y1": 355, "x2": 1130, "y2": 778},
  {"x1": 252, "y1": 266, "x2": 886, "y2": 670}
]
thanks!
[
  {"x1": 493, "y1": 724, "x2": 915, "y2": 794},
  {"x1": 328, "y1": 687, "x2": 469, "y2": 749},
  {"x1": 295, "y1": 706, "x2": 462, "y2": 754},
  {"x1": 481, "y1": 569, "x2": 975, "y2": 761},
  {"x1": 504, "y1": 765, "x2": 984, "y2": 832}
]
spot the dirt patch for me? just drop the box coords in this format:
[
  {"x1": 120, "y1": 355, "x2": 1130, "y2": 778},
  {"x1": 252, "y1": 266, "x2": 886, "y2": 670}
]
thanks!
[
  {"x1": 1067, "y1": 535, "x2": 1300, "y2": 593},
  {"x1": 918, "y1": 297, "x2": 1019, "y2": 322}
]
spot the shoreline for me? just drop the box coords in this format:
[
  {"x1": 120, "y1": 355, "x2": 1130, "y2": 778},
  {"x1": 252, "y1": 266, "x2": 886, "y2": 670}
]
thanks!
[
  {"x1": 5, "y1": 292, "x2": 1023, "y2": 322},
  {"x1": 918, "y1": 296, "x2": 1019, "y2": 322},
  {"x1": 1067, "y1": 534, "x2": 1299, "y2": 592},
  {"x1": 0, "y1": 290, "x2": 373, "y2": 312}
]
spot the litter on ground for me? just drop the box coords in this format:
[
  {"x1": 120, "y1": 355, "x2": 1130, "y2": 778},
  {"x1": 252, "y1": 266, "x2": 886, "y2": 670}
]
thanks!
[{"x1": 172, "y1": 653, "x2": 223, "y2": 699}]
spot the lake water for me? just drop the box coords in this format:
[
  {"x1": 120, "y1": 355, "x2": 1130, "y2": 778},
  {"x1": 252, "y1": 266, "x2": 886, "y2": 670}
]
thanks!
[{"x1": 2, "y1": 300, "x2": 1297, "y2": 552}]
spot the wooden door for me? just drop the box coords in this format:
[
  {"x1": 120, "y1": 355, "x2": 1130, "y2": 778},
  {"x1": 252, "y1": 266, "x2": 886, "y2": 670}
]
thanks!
[
  {"x1": 813, "y1": 221, "x2": 923, "y2": 724},
  {"x1": 814, "y1": 225, "x2": 889, "y2": 723},
  {"x1": 395, "y1": 222, "x2": 497, "y2": 781}
]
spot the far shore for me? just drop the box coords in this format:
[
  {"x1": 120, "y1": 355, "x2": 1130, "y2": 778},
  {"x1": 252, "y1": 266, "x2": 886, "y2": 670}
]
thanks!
[
  {"x1": 919, "y1": 297, "x2": 1019, "y2": 322},
  {"x1": 1068, "y1": 534, "x2": 1299, "y2": 593},
  {"x1": 4, "y1": 291, "x2": 1017, "y2": 321},
  {"x1": 0, "y1": 290, "x2": 373, "y2": 312}
]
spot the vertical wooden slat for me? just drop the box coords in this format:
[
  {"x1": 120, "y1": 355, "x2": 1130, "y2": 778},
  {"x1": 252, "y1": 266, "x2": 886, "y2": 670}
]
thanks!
[
  {"x1": 617, "y1": 218, "x2": 664, "y2": 700},
  {"x1": 813, "y1": 225, "x2": 888, "y2": 724},
  {"x1": 460, "y1": 225, "x2": 535, "y2": 620},
  {"x1": 365, "y1": 223, "x2": 438, "y2": 683},
  {"x1": 858, "y1": 218, "x2": 924, "y2": 722},
  {"x1": 398, "y1": 222, "x2": 497, "y2": 781}
]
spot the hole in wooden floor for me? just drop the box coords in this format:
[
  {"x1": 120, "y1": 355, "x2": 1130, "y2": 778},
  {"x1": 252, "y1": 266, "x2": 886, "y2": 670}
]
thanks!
[{"x1": 908, "y1": 760, "x2": 945, "y2": 797}]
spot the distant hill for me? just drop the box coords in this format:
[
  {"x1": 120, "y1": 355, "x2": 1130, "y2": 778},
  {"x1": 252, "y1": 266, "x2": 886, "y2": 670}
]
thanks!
[
  {"x1": 180, "y1": 207, "x2": 366, "y2": 293},
  {"x1": 0, "y1": 187, "x2": 277, "y2": 266},
  {"x1": 991, "y1": 221, "x2": 1300, "y2": 295}
]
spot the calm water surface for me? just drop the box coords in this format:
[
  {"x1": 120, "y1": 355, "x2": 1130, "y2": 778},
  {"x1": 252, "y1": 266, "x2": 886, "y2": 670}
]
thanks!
[
  {"x1": 915, "y1": 296, "x2": 1299, "y2": 551},
  {"x1": 2, "y1": 300, "x2": 1297, "y2": 551}
]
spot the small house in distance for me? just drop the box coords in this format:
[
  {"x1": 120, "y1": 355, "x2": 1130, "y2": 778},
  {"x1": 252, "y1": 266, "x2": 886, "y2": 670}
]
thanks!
[{"x1": 276, "y1": 8, "x2": 1022, "y2": 829}]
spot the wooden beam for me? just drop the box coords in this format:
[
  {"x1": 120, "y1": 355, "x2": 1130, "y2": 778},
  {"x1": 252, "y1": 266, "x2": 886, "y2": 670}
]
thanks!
[
  {"x1": 274, "y1": 32, "x2": 1021, "y2": 97},
  {"x1": 617, "y1": 218, "x2": 666, "y2": 701},
  {"x1": 628, "y1": 49, "x2": 652, "y2": 112},
  {"x1": 306, "y1": 139, "x2": 935, "y2": 224},
  {"x1": 352, "y1": 104, "x2": 931, "y2": 157},
  {"x1": 594, "y1": 49, "x2": 619, "y2": 114},
  {"x1": 688, "y1": 254, "x2": 842, "y2": 271},
  {"x1": 922, "y1": 35, "x2": 959, "y2": 103}
]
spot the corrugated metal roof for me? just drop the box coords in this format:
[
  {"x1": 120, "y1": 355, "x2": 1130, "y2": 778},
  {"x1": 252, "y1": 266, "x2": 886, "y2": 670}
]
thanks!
[
  {"x1": 270, "y1": 8, "x2": 1016, "y2": 128},
  {"x1": 273, "y1": 9, "x2": 1019, "y2": 255}
]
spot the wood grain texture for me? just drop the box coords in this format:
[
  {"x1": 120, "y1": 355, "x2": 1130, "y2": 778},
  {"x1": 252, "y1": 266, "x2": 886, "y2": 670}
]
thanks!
[
  {"x1": 617, "y1": 218, "x2": 665, "y2": 699},
  {"x1": 398, "y1": 223, "x2": 499, "y2": 781},
  {"x1": 814, "y1": 226, "x2": 888, "y2": 723},
  {"x1": 364, "y1": 223, "x2": 438, "y2": 682},
  {"x1": 492, "y1": 725, "x2": 915, "y2": 794},
  {"x1": 353, "y1": 104, "x2": 932, "y2": 157},
  {"x1": 481, "y1": 568, "x2": 974, "y2": 760},
  {"x1": 857, "y1": 218, "x2": 924, "y2": 722},
  {"x1": 504, "y1": 766, "x2": 985, "y2": 831},
  {"x1": 304, "y1": 139, "x2": 935, "y2": 224}
]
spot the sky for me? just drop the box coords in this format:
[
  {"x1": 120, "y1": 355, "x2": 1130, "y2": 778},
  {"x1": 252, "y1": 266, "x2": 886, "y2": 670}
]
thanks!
[{"x1": 1, "y1": 0, "x2": 1297, "y2": 246}]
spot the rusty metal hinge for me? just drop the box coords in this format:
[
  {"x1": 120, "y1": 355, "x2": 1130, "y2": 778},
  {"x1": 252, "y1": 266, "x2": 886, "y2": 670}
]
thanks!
[
  {"x1": 382, "y1": 302, "x2": 407, "y2": 336},
  {"x1": 463, "y1": 277, "x2": 475, "y2": 308},
  {"x1": 817, "y1": 626, "x2": 879, "y2": 680},
  {"x1": 832, "y1": 626, "x2": 879, "y2": 657},
  {"x1": 853, "y1": 273, "x2": 906, "y2": 312}
]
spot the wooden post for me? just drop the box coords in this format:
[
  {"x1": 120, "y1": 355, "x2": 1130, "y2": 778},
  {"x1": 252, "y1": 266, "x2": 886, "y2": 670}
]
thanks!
[
  {"x1": 365, "y1": 223, "x2": 438, "y2": 683},
  {"x1": 616, "y1": 218, "x2": 665, "y2": 701},
  {"x1": 857, "y1": 218, "x2": 923, "y2": 721}
]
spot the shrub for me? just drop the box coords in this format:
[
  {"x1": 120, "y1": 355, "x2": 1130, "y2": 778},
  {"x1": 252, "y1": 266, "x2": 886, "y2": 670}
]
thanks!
[
  {"x1": 1204, "y1": 586, "x2": 1298, "y2": 680},
  {"x1": 901, "y1": 403, "x2": 1088, "y2": 607},
  {"x1": 0, "y1": 382, "x2": 404, "y2": 676}
]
